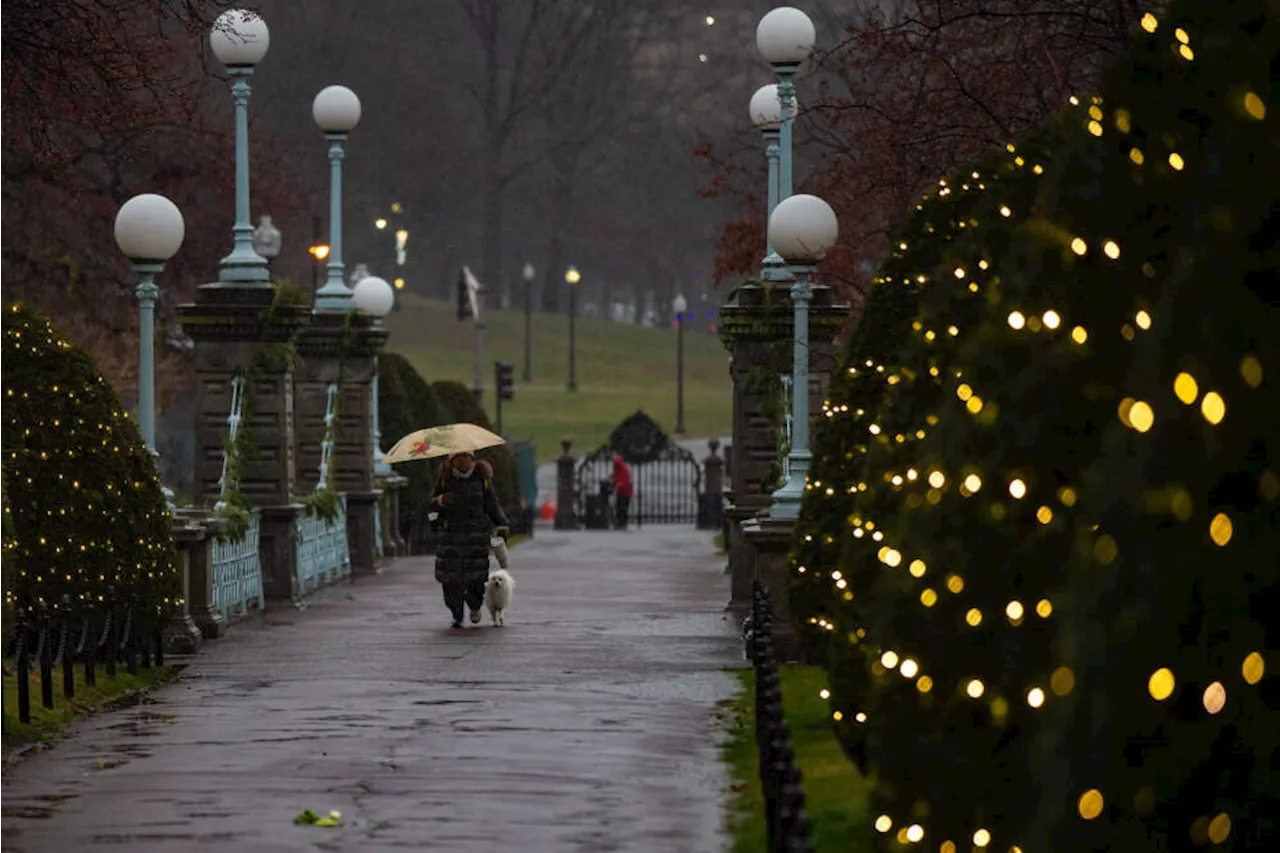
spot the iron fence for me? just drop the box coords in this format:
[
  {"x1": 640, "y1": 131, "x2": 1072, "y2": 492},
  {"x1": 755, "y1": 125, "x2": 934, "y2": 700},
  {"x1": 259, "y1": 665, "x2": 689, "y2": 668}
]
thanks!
[
  {"x1": 8, "y1": 593, "x2": 165, "y2": 726},
  {"x1": 749, "y1": 581, "x2": 815, "y2": 852}
]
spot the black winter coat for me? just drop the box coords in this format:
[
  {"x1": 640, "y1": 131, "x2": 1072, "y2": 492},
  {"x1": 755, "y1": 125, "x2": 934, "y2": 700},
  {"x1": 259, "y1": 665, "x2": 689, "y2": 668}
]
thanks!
[{"x1": 430, "y1": 460, "x2": 509, "y2": 584}]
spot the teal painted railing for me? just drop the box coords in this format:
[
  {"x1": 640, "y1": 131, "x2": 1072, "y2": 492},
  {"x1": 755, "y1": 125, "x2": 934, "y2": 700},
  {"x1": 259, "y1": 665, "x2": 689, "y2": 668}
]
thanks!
[
  {"x1": 211, "y1": 372, "x2": 264, "y2": 618},
  {"x1": 297, "y1": 494, "x2": 350, "y2": 591},
  {"x1": 294, "y1": 380, "x2": 349, "y2": 591},
  {"x1": 212, "y1": 510, "x2": 264, "y2": 617},
  {"x1": 374, "y1": 497, "x2": 384, "y2": 556}
]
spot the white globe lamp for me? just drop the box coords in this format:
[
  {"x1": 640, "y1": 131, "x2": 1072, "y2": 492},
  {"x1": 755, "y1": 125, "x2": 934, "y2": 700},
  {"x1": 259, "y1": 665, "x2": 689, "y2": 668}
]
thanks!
[
  {"x1": 768, "y1": 194, "x2": 839, "y2": 264},
  {"x1": 313, "y1": 85, "x2": 362, "y2": 133},
  {"x1": 352, "y1": 275, "x2": 396, "y2": 318},
  {"x1": 114, "y1": 194, "x2": 186, "y2": 261},
  {"x1": 756, "y1": 7, "x2": 816, "y2": 66},
  {"x1": 750, "y1": 84, "x2": 782, "y2": 130},
  {"x1": 210, "y1": 10, "x2": 270, "y2": 67}
]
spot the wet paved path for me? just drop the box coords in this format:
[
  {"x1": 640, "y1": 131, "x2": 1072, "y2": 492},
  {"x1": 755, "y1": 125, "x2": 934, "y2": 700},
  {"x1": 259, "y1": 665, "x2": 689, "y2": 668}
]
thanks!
[{"x1": 2, "y1": 529, "x2": 741, "y2": 852}]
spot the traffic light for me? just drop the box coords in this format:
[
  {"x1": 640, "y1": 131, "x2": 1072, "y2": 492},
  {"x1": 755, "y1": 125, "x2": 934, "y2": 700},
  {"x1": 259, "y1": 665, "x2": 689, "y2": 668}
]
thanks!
[
  {"x1": 495, "y1": 362, "x2": 515, "y2": 401},
  {"x1": 456, "y1": 269, "x2": 472, "y2": 321}
]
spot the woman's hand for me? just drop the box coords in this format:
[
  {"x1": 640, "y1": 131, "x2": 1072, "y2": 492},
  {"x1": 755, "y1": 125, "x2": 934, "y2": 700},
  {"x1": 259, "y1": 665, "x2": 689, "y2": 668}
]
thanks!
[
  {"x1": 436, "y1": 493, "x2": 451, "y2": 507},
  {"x1": 496, "y1": 526, "x2": 510, "y2": 541}
]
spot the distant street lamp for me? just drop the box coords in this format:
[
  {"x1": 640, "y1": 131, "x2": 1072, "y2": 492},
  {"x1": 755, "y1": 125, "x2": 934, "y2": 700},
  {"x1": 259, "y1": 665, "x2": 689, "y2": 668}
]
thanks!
[
  {"x1": 252, "y1": 214, "x2": 281, "y2": 275},
  {"x1": 522, "y1": 262, "x2": 535, "y2": 382},
  {"x1": 114, "y1": 193, "x2": 186, "y2": 506},
  {"x1": 375, "y1": 218, "x2": 388, "y2": 231},
  {"x1": 352, "y1": 275, "x2": 396, "y2": 475},
  {"x1": 210, "y1": 9, "x2": 271, "y2": 284},
  {"x1": 566, "y1": 265, "x2": 582, "y2": 392},
  {"x1": 767, "y1": 193, "x2": 839, "y2": 520},
  {"x1": 312, "y1": 84, "x2": 362, "y2": 311},
  {"x1": 756, "y1": 7, "x2": 815, "y2": 204},
  {"x1": 673, "y1": 293, "x2": 688, "y2": 434}
]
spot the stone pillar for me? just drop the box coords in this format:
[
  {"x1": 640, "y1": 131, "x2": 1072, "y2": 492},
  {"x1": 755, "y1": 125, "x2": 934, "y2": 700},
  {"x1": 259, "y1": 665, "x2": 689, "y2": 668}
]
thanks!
[
  {"x1": 166, "y1": 516, "x2": 207, "y2": 656},
  {"x1": 742, "y1": 514, "x2": 802, "y2": 661},
  {"x1": 294, "y1": 313, "x2": 388, "y2": 578},
  {"x1": 554, "y1": 439, "x2": 578, "y2": 530},
  {"x1": 378, "y1": 472, "x2": 408, "y2": 557},
  {"x1": 698, "y1": 438, "x2": 725, "y2": 531},
  {"x1": 179, "y1": 283, "x2": 309, "y2": 610},
  {"x1": 173, "y1": 509, "x2": 228, "y2": 640},
  {"x1": 718, "y1": 282, "x2": 847, "y2": 619}
]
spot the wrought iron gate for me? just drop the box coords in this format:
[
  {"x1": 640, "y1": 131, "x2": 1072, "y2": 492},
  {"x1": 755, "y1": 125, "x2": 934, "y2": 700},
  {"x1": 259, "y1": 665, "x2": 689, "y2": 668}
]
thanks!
[{"x1": 576, "y1": 411, "x2": 703, "y2": 526}]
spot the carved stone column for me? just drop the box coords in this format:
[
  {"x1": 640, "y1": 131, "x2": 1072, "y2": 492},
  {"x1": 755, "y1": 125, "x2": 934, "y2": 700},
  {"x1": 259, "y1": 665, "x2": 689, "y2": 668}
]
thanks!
[
  {"x1": 742, "y1": 514, "x2": 802, "y2": 661},
  {"x1": 295, "y1": 313, "x2": 388, "y2": 578},
  {"x1": 166, "y1": 515, "x2": 207, "y2": 656},
  {"x1": 719, "y1": 282, "x2": 846, "y2": 620},
  {"x1": 378, "y1": 472, "x2": 408, "y2": 558},
  {"x1": 173, "y1": 508, "x2": 228, "y2": 640},
  {"x1": 554, "y1": 439, "x2": 578, "y2": 530},
  {"x1": 179, "y1": 283, "x2": 309, "y2": 611}
]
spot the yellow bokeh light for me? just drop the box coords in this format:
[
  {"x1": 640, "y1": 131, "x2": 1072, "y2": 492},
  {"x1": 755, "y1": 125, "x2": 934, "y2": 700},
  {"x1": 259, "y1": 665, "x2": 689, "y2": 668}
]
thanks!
[
  {"x1": 1078, "y1": 789, "x2": 1104, "y2": 820},
  {"x1": 1130, "y1": 147, "x2": 1145, "y2": 165},
  {"x1": 819, "y1": 689, "x2": 830, "y2": 699},
  {"x1": 928, "y1": 471, "x2": 946, "y2": 488},
  {"x1": 1051, "y1": 666, "x2": 1076, "y2": 696},
  {"x1": 966, "y1": 608, "x2": 983, "y2": 627},
  {"x1": 1128, "y1": 400, "x2": 1155, "y2": 432},
  {"x1": 1203, "y1": 681, "x2": 1226, "y2": 714},
  {"x1": 1201, "y1": 391, "x2": 1226, "y2": 424},
  {"x1": 1006, "y1": 600, "x2": 1024, "y2": 621},
  {"x1": 900, "y1": 658, "x2": 919, "y2": 678},
  {"x1": 1007, "y1": 311, "x2": 1026, "y2": 330},
  {"x1": 1243, "y1": 652, "x2": 1265, "y2": 685},
  {"x1": 1148, "y1": 667, "x2": 1176, "y2": 701},
  {"x1": 957, "y1": 383, "x2": 974, "y2": 401},
  {"x1": 1174, "y1": 26, "x2": 1189, "y2": 43},
  {"x1": 1209, "y1": 512, "x2": 1234, "y2": 546},
  {"x1": 1008, "y1": 478, "x2": 1027, "y2": 499},
  {"x1": 963, "y1": 474, "x2": 983, "y2": 493},
  {"x1": 921, "y1": 588, "x2": 938, "y2": 607},
  {"x1": 946, "y1": 574, "x2": 964, "y2": 594},
  {"x1": 1179, "y1": 44, "x2": 1194, "y2": 61},
  {"x1": 1070, "y1": 237, "x2": 1088, "y2": 255},
  {"x1": 881, "y1": 650, "x2": 900, "y2": 669},
  {"x1": 906, "y1": 825, "x2": 924, "y2": 843},
  {"x1": 1071, "y1": 326, "x2": 1088, "y2": 344},
  {"x1": 973, "y1": 829, "x2": 991, "y2": 847},
  {"x1": 1134, "y1": 309, "x2": 1151, "y2": 329},
  {"x1": 1087, "y1": 120, "x2": 1103, "y2": 137},
  {"x1": 953, "y1": 267, "x2": 966, "y2": 279},
  {"x1": 1043, "y1": 310, "x2": 1061, "y2": 329},
  {"x1": 1103, "y1": 240, "x2": 1121, "y2": 259},
  {"x1": 1208, "y1": 813, "x2": 1232, "y2": 844},
  {"x1": 1169, "y1": 152, "x2": 1185, "y2": 170},
  {"x1": 875, "y1": 815, "x2": 893, "y2": 833},
  {"x1": 916, "y1": 676, "x2": 934, "y2": 693},
  {"x1": 967, "y1": 679, "x2": 985, "y2": 699},
  {"x1": 909, "y1": 559, "x2": 927, "y2": 578},
  {"x1": 1059, "y1": 486, "x2": 1078, "y2": 507},
  {"x1": 1088, "y1": 104, "x2": 1103, "y2": 120},
  {"x1": 1036, "y1": 598, "x2": 1053, "y2": 618},
  {"x1": 1240, "y1": 355, "x2": 1263, "y2": 387},
  {"x1": 1036, "y1": 505, "x2": 1054, "y2": 524},
  {"x1": 1094, "y1": 534, "x2": 1118, "y2": 565},
  {"x1": 1027, "y1": 687, "x2": 1046, "y2": 708},
  {"x1": 1174, "y1": 372, "x2": 1199, "y2": 404},
  {"x1": 966, "y1": 396, "x2": 984, "y2": 415},
  {"x1": 1141, "y1": 12, "x2": 1158, "y2": 32},
  {"x1": 941, "y1": 842, "x2": 957, "y2": 853},
  {"x1": 999, "y1": 205, "x2": 1012, "y2": 217},
  {"x1": 1243, "y1": 92, "x2": 1267, "y2": 121}
]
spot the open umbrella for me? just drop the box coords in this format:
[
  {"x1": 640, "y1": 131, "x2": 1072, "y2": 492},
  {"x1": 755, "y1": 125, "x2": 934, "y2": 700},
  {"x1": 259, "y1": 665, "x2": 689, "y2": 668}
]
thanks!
[{"x1": 383, "y1": 423, "x2": 505, "y2": 464}]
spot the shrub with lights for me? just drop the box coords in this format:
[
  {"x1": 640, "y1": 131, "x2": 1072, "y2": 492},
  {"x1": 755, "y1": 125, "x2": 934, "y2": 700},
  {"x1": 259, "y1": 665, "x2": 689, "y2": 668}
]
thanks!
[
  {"x1": 2, "y1": 302, "x2": 179, "y2": 631},
  {"x1": 793, "y1": 0, "x2": 1277, "y2": 849}
]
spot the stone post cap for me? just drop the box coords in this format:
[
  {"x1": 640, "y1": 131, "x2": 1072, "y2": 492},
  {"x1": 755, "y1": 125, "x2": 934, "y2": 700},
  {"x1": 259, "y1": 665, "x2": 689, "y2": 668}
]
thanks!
[{"x1": 559, "y1": 438, "x2": 574, "y2": 458}]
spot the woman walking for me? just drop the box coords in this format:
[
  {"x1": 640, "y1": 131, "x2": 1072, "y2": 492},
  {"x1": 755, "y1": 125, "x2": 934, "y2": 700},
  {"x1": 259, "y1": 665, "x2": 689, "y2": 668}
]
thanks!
[{"x1": 431, "y1": 451, "x2": 509, "y2": 628}]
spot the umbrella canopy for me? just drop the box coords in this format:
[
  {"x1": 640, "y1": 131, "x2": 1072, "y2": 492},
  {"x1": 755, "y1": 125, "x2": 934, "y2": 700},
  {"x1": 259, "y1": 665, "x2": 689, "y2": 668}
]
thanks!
[{"x1": 383, "y1": 423, "x2": 505, "y2": 464}]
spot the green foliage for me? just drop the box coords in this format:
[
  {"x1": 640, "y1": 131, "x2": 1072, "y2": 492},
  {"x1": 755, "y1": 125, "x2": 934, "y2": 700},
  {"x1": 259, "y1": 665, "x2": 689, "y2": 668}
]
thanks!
[
  {"x1": 377, "y1": 353, "x2": 450, "y2": 531},
  {"x1": 429, "y1": 380, "x2": 520, "y2": 507},
  {"x1": 0, "y1": 466, "x2": 14, "y2": 645},
  {"x1": 2, "y1": 664, "x2": 178, "y2": 743},
  {"x1": 2, "y1": 303, "x2": 180, "y2": 626},
  {"x1": 793, "y1": 1, "x2": 1278, "y2": 849}
]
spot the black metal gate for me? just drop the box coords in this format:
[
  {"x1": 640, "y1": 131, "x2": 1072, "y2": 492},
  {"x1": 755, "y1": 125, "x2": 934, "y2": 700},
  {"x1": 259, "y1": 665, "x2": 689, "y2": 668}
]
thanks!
[{"x1": 576, "y1": 411, "x2": 703, "y2": 526}]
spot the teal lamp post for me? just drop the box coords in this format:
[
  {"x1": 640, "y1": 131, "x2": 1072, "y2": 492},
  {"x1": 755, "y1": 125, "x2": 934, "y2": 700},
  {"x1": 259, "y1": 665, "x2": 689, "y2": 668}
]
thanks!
[
  {"x1": 114, "y1": 193, "x2": 187, "y2": 506},
  {"x1": 352, "y1": 275, "x2": 396, "y2": 474},
  {"x1": 767, "y1": 193, "x2": 839, "y2": 520},
  {"x1": 749, "y1": 84, "x2": 787, "y2": 281},
  {"x1": 756, "y1": 7, "x2": 815, "y2": 203},
  {"x1": 210, "y1": 9, "x2": 271, "y2": 284},
  {"x1": 312, "y1": 85, "x2": 363, "y2": 311}
]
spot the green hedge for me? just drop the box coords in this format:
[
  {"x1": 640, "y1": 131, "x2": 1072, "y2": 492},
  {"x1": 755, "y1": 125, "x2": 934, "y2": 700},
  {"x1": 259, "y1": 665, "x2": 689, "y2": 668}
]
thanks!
[
  {"x1": 2, "y1": 302, "x2": 179, "y2": 630},
  {"x1": 793, "y1": 1, "x2": 1278, "y2": 849}
]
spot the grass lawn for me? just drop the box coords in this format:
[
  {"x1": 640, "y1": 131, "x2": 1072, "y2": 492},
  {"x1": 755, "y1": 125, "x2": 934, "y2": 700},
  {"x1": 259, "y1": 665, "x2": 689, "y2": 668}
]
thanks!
[
  {"x1": 2, "y1": 664, "x2": 178, "y2": 744},
  {"x1": 721, "y1": 665, "x2": 872, "y2": 852},
  {"x1": 384, "y1": 295, "x2": 731, "y2": 462}
]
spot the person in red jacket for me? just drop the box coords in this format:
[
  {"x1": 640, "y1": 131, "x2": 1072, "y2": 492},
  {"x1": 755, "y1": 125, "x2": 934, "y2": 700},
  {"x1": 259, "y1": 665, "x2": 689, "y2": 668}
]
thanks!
[{"x1": 611, "y1": 454, "x2": 633, "y2": 530}]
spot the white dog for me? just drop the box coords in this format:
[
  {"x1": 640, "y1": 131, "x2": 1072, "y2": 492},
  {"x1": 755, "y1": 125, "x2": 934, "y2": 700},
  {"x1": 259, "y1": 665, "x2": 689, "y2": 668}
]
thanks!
[{"x1": 483, "y1": 570, "x2": 515, "y2": 627}]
